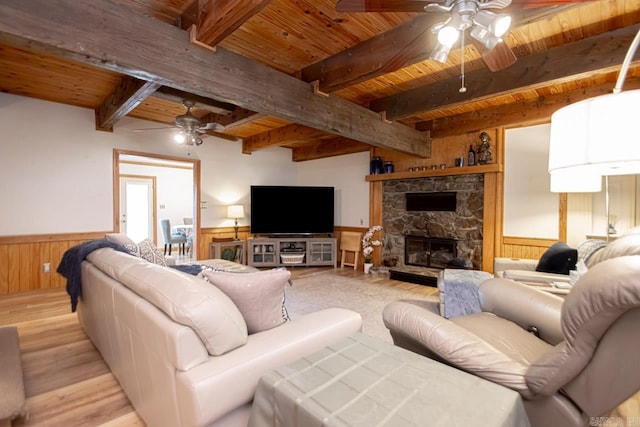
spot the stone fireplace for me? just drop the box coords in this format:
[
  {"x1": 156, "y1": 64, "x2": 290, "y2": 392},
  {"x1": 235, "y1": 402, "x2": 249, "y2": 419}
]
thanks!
[{"x1": 382, "y1": 174, "x2": 484, "y2": 275}]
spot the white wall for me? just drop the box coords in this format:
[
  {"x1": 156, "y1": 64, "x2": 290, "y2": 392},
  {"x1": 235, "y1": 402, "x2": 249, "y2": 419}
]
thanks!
[
  {"x1": 1, "y1": 94, "x2": 119, "y2": 234},
  {"x1": 0, "y1": 93, "x2": 370, "y2": 236},
  {"x1": 297, "y1": 152, "x2": 370, "y2": 227},
  {"x1": 504, "y1": 124, "x2": 559, "y2": 238},
  {"x1": 505, "y1": 124, "x2": 640, "y2": 244},
  {"x1": 195, "y1": 140, "x2": 298, "y2": 230}
]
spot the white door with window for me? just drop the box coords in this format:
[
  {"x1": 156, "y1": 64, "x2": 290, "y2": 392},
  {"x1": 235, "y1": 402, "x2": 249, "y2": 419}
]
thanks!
[{"x1": 119, "y1": 176, "x2": 156, "y2": 243}]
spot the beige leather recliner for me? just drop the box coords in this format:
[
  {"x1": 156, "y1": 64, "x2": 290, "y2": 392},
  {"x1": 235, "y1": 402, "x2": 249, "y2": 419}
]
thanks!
[{"x1": 383, "y1": 254, "x2": 640, "y2": 427}]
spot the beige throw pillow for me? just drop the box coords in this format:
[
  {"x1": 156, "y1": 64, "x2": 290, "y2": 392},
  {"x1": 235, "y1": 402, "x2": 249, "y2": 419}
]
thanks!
[
  {"x1": 105, "y1": 233, "x2": 136, "y2": 247},
  {"x1": 202, "y1": 269, "x2": 291, "y2": 334},
  {"x1": 124, "y1": 238, "x2": 167, "y2": 267}
]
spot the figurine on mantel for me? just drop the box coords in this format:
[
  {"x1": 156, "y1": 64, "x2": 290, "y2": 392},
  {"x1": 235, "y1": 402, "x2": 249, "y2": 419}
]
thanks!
[{"x1": 477, "y1": 132, "x2": 493, "y2": 165}]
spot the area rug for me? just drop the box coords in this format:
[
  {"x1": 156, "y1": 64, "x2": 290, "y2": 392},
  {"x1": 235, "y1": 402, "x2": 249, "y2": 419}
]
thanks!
[{"x1": 284, "y1": 274, "x2": 438, "y2": 342}]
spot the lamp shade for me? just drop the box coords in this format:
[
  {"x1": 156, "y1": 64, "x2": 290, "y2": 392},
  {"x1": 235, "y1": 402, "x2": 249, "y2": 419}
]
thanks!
[
  {"x1": 549, "y1": 171, "x2": 602, "y2": 193},
  {"x1": 227, "y1": 204, "x2": 245, "y2": 219},
  {"x1": 549, "y1": 89, "x2": 640, "y2": 177}
]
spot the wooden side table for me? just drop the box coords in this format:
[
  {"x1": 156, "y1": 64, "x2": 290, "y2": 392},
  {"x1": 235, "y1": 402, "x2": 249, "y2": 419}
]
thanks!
[{"x1": 209, "y1": 240, "x2": 247, "y2": 265}]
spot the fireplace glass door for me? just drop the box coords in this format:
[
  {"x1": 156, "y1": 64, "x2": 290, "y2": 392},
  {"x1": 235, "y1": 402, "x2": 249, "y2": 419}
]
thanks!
[{"x1": 405, "y1": 236, "x2": 457, "y2": 269}]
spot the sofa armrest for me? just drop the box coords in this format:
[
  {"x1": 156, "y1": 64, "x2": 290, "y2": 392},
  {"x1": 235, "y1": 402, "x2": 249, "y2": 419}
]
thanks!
[
  {"x1": 494, "y1": 257, "x2": 538, "y2": 276},
  {"x1": 176, "y1": 307, "x2": 362, "y2": 427},
  {"x1": 500, "y1": 270, "x2": 570, "y2": 283},
  {"x1": 479, "y1": 278, "x2": 564, "y2": 345}
]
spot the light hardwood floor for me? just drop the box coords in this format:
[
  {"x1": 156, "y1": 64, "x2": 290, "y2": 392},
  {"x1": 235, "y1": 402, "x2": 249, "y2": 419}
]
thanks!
[{"x1": 1, "y1": 267, "x2": 637, "y2": 426}]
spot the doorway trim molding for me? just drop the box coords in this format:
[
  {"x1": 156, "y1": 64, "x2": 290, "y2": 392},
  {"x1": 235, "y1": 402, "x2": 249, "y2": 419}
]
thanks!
[{"x1": 113, "y1": 149, "x2": 202, "y2": 259}]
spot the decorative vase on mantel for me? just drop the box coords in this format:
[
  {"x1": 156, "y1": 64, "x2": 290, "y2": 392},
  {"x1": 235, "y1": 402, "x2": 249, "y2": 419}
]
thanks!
[{"x1": 364, "y1": 262, "x2": 373, "y2": 274}]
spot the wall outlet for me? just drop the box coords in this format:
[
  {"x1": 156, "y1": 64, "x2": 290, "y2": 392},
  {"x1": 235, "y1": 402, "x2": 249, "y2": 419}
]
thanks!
[
  {"x1": 43, "y1": 263, "x2": 51, "y2": 273},
  {"x1": 360, "y1": 219, "x2": 364, "y2": 225}
]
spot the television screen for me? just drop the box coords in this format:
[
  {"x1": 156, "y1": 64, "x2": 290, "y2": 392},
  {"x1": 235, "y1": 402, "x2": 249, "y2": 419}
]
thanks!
[{"x1": 250, "y1": 186, "x2": 334, "y2": 235}]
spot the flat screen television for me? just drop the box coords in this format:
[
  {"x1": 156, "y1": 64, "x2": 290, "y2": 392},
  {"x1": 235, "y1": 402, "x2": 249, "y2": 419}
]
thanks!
[{"x1": 250, "y1": 185, "x2": 334, "y2": 235}]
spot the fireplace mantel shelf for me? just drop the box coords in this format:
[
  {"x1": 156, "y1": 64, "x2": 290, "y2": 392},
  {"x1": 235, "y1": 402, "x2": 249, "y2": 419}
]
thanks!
[{"x1": 365, "y1": 163, "x2": 502, "y2": 182}]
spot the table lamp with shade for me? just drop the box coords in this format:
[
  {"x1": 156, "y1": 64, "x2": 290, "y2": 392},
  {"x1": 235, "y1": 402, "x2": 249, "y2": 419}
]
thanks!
[
  {"x1": 227, "y1": 204, "x2": 245, "y2": 241},
  {"x1": 548, "y1": 28, "x2": 640, "y2": 240}
]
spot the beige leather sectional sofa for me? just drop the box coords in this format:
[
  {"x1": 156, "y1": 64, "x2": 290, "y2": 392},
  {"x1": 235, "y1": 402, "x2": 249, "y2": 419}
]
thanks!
[{"x1": 77, "y1": 248, "x2": 362, "y2": 427}]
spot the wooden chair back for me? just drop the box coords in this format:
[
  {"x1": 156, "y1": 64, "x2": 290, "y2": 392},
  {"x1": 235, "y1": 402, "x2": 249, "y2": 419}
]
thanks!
[{"x1": 340, "y1": 231, "x2": 362, "y2": 270}]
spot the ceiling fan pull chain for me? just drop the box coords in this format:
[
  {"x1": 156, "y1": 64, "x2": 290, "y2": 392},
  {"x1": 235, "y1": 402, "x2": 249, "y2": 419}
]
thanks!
[{"x1": 459, "y1": 30, "x2": 467, "y2": 93}]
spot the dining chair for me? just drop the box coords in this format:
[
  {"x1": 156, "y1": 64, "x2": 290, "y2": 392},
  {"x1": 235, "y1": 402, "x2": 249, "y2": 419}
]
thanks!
[{"x1": 160, "y1": 219, "x2": 187, "y2": 255}]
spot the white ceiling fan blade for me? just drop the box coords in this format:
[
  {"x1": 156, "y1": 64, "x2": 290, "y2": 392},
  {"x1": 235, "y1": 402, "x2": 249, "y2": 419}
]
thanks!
[
  {"x1": 202, "y1": 122, "x2": 226, "y2": 131},
  {"x1": 430, "y1": 19, "x2": 450, "y2": 33},
  {"x1": 478, "y1": 0, "x2": 512, "y2": 10},
  {"x1": 424, "y1": 3, "x2": 453, "y2": 13},
  {"x1": 131, "y1": 126, "x2": 177, "y2": 132}
]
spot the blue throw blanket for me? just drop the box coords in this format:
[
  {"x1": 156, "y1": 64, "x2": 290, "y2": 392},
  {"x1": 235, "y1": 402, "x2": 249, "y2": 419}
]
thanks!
[
  {"x1": 169, "y1": 264, "x2": 204, "y2": 276},
  {"x1": 57, "y1": 239, "x2": 131, "y2": 312}
]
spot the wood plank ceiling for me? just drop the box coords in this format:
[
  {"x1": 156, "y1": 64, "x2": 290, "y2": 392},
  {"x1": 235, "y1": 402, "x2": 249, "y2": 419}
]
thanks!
[{"x1": 0, "y1": 0, "x2": 639, "y2": 161}]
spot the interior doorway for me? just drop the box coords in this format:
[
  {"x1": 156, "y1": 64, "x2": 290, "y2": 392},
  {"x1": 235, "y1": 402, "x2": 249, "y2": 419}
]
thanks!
[
  {"x1": 113, "y1": 149, "x2": 201, "y2": 259},
  {"x1": 119, "y1": 175, "x2": 156, "y2": 243}
]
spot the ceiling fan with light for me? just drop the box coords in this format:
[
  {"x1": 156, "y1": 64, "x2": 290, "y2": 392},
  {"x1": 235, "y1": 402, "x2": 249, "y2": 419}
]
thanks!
[
  {"x1": 336, "y1": 0, "x2": 585, "y2": 75},
  {"x1": 134, "y1": 100, "x2": 228, "y2": 146}
]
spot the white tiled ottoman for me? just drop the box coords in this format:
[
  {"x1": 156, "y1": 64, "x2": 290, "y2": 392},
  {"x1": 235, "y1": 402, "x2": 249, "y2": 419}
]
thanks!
[{"x1": 249, "y1": 332, "x2": 529, "y2": 427}]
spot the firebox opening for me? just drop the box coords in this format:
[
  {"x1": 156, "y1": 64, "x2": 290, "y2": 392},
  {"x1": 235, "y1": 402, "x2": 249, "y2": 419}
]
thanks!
[{"x1": 405, "y1": 235, "x2": 462, "y2": 269}]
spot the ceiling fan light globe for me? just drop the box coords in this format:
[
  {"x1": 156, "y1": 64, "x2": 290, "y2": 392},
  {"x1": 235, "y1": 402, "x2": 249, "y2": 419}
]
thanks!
[
  {"x1": 438, "y1": 26, "x2": 459, "y2": 48},
  {"x1": 174, "y1": 132, "x2": 186, "y2": 143},
  {"x1": 430, "y1": 43, "x2": 451, "y2": 64},
  {"x1": 492, "y1": 14, "x2": 511, "y2": 38}
]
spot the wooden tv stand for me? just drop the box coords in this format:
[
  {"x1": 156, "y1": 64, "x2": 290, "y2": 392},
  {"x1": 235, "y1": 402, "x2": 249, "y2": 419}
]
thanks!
[{"x1": 247, "y1": 237, "x2": 336, "y2": 268}]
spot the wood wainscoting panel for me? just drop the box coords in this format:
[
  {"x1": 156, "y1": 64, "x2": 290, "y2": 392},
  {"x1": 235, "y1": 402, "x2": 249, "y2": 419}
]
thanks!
[
  {"x1": 0, "y1": 232, "x2": 107, "y2": 295},
  {"x1": 198, "y1": 226, "x2": 250, "y2": 261},
  {"x1": 501, "y1": 236, "x2": 558, "y2": 260}
]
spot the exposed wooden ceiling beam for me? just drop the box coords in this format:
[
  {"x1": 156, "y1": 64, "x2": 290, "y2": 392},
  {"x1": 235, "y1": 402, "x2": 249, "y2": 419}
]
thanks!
[
  {"x1": 242, "y1": 124, "x2": 325, "y2": 154},
  {"x1": 302, "y1": 5, "x2": 579, "y2": 92},
  {"x1": 201, "y1": 108, "x2": 264, "y2": 129},
  {"x1": 0, "y1": 0, "x2": 431, "y2": 157},
  {"x1": 153, "y1": 86, "x2": 236, "y2": 114},
  {"x1": 176, "y1": 1, "x2": 198, "y2": 29},
  {"x1": 291, "y1": 138, "x2": 370, "y2": 162},
  {"x1": 195, "y1": 0, "x2": 274, "y2": 47},
  {"x1": 421, "y1": 75, "x2": 640, "y2": 138},
  {"x1": 95, "y1": 76, "x2": 161, "y2": 132},
  {"x1": 302, "y1": 14, "x2": 439, "y2": 92},
  {"x1": 200, "y1": 4, "x2": 576, "y2": 154},
  {"x1": 174, "y1": 2, "x2": 263, "y2": 130},
  {"x1": 244, "y1": 124, "x2": 373, "y2": 160},
  {"x1": 371, "y1": 24, "x2": 640, "y2": 120},
  {"x1": 336, "y1": 1, "x2": 584, "y2": 13}
]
